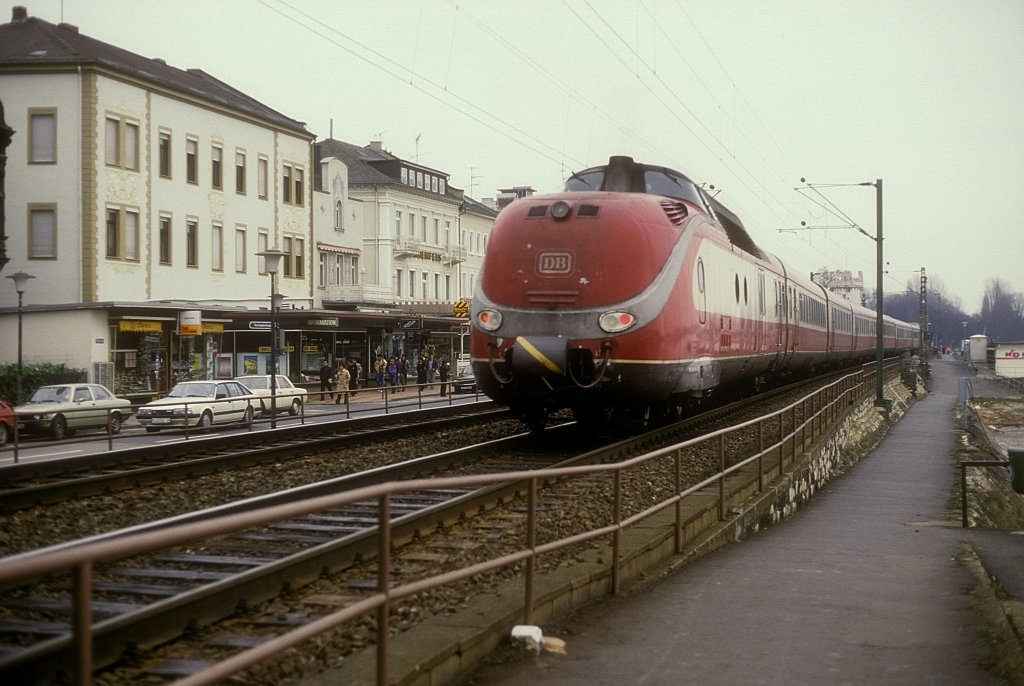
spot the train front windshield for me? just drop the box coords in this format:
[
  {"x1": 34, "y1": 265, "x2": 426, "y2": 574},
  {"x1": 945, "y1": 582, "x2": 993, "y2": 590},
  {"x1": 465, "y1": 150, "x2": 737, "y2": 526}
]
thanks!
[{"x1": 564, "y1": 165, "x2": 706, "y2": 208}]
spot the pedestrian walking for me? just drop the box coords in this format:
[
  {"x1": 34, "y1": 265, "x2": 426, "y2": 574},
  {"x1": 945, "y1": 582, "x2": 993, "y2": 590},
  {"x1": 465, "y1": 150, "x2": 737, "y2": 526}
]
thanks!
[
  {"x1": 439, "y1": 359, "x2": 451, "y2": 396},
  {"x1": 333, "y1": 363, "x2": 351, "y2": 404},
  {"x1": 374, "y1": 355, "x2": 386, "y2": 392},
  {"x1": 318, "y1": 358, "x2": 333, "y2": 400}
]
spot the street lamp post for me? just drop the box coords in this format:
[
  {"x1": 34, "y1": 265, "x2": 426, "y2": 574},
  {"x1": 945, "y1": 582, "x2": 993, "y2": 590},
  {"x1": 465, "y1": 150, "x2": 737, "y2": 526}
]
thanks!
[
  {"x1": 257, "y1": 249, "x2": 287, "y2": 428},
  {"x1": 6, "y1": 271, "x2": 35, "y2": 405}
]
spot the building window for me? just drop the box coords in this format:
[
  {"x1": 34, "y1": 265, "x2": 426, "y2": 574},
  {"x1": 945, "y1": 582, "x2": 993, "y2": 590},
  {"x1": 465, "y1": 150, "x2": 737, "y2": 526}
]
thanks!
[
  {"x1": 28, "y1": 110, "x2": 56, "y2": 164},
  {"x1": 257, "y1": 231, "x2": 268, "y2": 273},
  {"x1": 235, "y1": 226, "x2": 246, "y2": 272},
  {"x1": 318, "y1": 252, "x2": 326, "y2": 287},
  {"x1": 235, "y1": 150, "x2": 246, "y2": 194},
  {"x1": 294, "y1": 238, "x2": 304, "y2": 278},
  {"x1": 28, "y1": 205, "x2": 56, "y2": 258},
  {"x1": 279, "y1": 236, "x2": 304, "y2": 278},
  {"x1": 186, "y1": 137, "x2": 198, "y2": 184},
  {"x1": 158, "y1": 130, "x2": 171, "y2": 178},
  {"x1": 335, "y1": 201, "x2": 343, "y2": 231},
  {"x1": 439, "y1": 178, "x2": 446, "y2": 195},
  {"x1": 211, "y1": 223, "x2": 223, "y2": 271},
  {"x1": 445, "y1": 274, "x2": 451, "y2": 301},
  {"x1": 396, "y1": 269, "x2": 403, "y2": 297},
  {"x1": 186, "y1": 219, "x2": 198, "y2": 267},
  {"x1": 434, "y1": 273, "x2": 440, "y2": 301},
  {"x1": 409, "y1": 213, "x2": 415, "y2": 237},
  {"x1": 395, "y1": 210, "x2": 402, "y2": 236},
  {"x1": 159, "y1": 215, "x2": 172, "y2": 264},
  {"x1": 421, "y1": 215, "x2": 427, "y2": 241},
  {"x1": 294, "y1": 167, "x2": 304, "y2": 206},
  {"x1": 433, "y1": 218, "x2": 439, "y2": 244},
  {"x1": 409, "y1": 270, "x2": 416, "y2": 298},
  {"x1": 211, "y1": 144, "x2": 223, "y2": 190},
  {"x1": 258, "y1": 156, "x2": 268, "y2": 199},
  {"x1": 105, "y1": 115, "x2": 139, "y2": 170},
  {"x1": 282, "y1": 236, "x2": 293, "y2": 277},
  {"x1": 401, "y1": 168, "x2": 408, "y2": 185},
  {"x1": 431, "y1": 177, "x2": 438, "y2": 193},
  {"x1": 282, "y1": 164, "x2": 304, "y2": 206},
  {"x1": 348, "y1": 255, "x2": 358, "y2": 284},
  {"x1": 422, "y1": 272, "x2": 428, "y2": 299},
  {"x1": 105, "y1": 206, "x2": 139, "y2": 260}
]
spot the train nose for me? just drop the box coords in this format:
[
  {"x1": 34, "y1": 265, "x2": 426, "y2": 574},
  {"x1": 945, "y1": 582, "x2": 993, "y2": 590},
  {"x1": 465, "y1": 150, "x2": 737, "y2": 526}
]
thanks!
[{"x1": 512, "y1": 336, "x2": 567, "y2": 377}]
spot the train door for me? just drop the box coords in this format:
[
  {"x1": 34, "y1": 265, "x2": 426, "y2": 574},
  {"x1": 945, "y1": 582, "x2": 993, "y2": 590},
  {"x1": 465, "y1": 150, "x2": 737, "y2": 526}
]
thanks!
[{"x1": 757, "y1": 269, "x2": 766, "y2": 354}]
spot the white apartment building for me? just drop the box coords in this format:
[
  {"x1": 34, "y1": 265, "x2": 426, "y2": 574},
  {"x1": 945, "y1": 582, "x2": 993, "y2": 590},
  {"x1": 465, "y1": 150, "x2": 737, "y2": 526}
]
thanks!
[{"x1": 0, "y1": 8, "x2": 313, "y2": 394}]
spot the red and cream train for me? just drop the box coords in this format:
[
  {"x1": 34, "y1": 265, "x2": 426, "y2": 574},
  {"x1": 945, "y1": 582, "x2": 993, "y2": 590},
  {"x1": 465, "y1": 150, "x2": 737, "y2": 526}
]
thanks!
[{"x1": 469, "y1": 156, "x2": 918, "y2": 430}]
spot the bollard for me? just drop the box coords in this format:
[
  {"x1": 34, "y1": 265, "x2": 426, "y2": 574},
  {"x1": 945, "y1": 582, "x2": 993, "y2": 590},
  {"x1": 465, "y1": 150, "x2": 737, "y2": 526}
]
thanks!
[{"x1": 1010, "y1": 448, "x2": 1024, "y2": 494}]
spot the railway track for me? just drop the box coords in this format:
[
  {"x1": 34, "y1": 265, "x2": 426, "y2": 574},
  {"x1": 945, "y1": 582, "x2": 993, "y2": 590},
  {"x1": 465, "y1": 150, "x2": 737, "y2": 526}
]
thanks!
[
  {"x1": 0, "y1": 363, "x2": 900, "y2": 683},
  {"x1": 0, "y1": 403, "x2": 505, "y2": 513}
]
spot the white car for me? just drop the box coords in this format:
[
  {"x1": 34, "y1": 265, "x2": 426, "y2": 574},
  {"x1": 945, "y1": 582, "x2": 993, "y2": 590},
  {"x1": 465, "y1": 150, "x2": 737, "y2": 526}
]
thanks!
[
  {"x1": 136, "y1": 380, "x2": 256, "y2": 432},
  {"x1": 234, "y1": 374, "x2": 307, "y2": 416}
]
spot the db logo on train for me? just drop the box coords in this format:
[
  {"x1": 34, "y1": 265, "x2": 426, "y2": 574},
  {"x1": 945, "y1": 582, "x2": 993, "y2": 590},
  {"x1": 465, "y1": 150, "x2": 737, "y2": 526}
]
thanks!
[{"x1": 1002, "y1": 350, "x2": 1022, "y2": 358}]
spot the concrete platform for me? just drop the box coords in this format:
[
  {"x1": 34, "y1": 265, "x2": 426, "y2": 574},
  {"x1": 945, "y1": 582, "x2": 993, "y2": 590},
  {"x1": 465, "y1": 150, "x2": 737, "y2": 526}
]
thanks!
[{"x1": 469, "y1": 358, "x2": 1024, "y2": 685}]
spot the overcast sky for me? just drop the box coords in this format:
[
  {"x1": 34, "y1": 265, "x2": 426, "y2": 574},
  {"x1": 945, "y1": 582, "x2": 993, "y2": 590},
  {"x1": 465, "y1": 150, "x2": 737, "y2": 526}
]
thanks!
[{"x1": 24, "y1": 0, "x2": 1024, "y2": 313}]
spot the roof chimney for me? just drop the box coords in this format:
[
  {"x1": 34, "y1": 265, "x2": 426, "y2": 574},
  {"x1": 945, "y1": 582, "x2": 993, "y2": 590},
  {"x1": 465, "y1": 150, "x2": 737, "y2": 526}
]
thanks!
[
  {"x1": 368, "y1": 140, "x2": 383, "y2": 152},
  {"x1": 58, "y1": 22, "x2": 79, "y2": 33},
  {"x1": 12, "y1": 6, "x2": 28, "y2": 21}
]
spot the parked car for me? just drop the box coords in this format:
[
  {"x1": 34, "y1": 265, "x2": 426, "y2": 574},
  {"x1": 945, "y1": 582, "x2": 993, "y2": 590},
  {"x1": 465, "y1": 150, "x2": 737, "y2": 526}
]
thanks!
[
  {"x1": 452, "y1": 366, "x2": 478, "y2": 394},
  {"x1": 136, "y1": 380, "x2": 256, "y2": 432},
  {"x1": 234, "y1": 374, "x2": 307, "y2": 416},
  {"x1": 15, "y1": 383, "x2": 133, "y2": 440},
  {"x1": 0, "y1": 399, "x2": 15, "y2": 446}
]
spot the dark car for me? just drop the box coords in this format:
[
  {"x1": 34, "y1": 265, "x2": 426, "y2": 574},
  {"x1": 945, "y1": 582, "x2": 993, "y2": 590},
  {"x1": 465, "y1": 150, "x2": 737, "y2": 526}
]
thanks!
[{"x1": 452, "y1": 366, "x2": 477, "y2": 394}]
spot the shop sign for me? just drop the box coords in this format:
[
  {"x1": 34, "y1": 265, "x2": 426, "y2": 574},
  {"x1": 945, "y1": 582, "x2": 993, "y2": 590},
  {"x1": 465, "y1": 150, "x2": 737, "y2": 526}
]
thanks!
[
  {"x1": 204, "y1": 323, "x2": 225, "y2": 334},
  {"x1": 179, "y1": 310, "x2": 202, "y2": 336},
  {"x1": 259, "y1": 345, "x2": 295, "y2": 353},
  {"x1": 120, "y1": 320, "x2": 163, "y2": 333},
  {"x1": 303, "y1": 346, "x2": 320, "y2": 352},
  {"x1": 249, "y1": 321, "x2": 273, "y2": 330},
  {"x1": 399, "y1": 318, "x2": 420, "y2": 330},
  {"x1": 306, "y1": 317, "x2": 340, "y2": 328}
]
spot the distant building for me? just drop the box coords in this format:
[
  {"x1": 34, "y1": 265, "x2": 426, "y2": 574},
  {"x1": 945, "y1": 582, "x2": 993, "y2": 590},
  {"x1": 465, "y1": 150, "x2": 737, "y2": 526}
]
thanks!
[{"x1": 812, "y1": 269, "x2": 865, "y2": 304}]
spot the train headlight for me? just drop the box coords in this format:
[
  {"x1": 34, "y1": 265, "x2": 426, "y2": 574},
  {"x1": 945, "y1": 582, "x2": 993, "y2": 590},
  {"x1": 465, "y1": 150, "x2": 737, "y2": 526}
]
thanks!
[
  {"x1": 551, "y1": 200, "x2": 572, "y2": 220},
  {"x1": 599, "y1": 311, "x2": 636, "y2": 333},
  {"x1": 476, "y1": 309, "x2": 503, "y2": 332}
]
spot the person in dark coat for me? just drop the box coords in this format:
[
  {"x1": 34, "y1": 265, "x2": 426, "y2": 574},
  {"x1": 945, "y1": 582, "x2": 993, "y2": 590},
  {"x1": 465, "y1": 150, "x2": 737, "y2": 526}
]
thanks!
[
  {"x1": 318, "y1": 358, "x2": 333, "y2": 400},
  {"x1": 438, "y1": 359, "x2": 451, "y2": 396}
]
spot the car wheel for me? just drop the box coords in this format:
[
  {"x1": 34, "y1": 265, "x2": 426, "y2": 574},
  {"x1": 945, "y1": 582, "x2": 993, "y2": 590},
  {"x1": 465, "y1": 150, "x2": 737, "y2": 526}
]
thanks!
[
  {"x1": 50, "y1": 415, "x2": 68, "y2": 441},
  {"x1": 109, "y1": 413, "x2": 122, "y2": 434},
  {"x1": 259, "y1": 400, "x2": 269, "y2": 417},
  {"x1": 198, "y1": 411, "x2": 214, "y2": 430},
  {"x1": 289, "y1": 398, "x2": 301, "y2": 416},
  {"x1": 0, "y1": 424, "x2": 8, "y2": 447},
  {"x1": 242, "y1": 406, "x2": 253, "y2": 426}
]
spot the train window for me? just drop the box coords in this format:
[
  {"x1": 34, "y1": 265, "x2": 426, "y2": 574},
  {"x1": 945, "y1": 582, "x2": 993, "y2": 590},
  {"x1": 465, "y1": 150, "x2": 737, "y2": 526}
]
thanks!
[
  {"x1": 743, "y1": 277, "x2": 748, "y2": 305},
  {"x1": 564, "y1": 170, "x2": 604, "y2": 192},
  {"x1": 644, "y1": 171, "x2": 705, "y2": 206},
  {"x1": 734, "y1": 275, "x2": 740, "y2": 303},
  {"x1": 697, "y1": 259, "x2": 705, "y2": 293}
]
